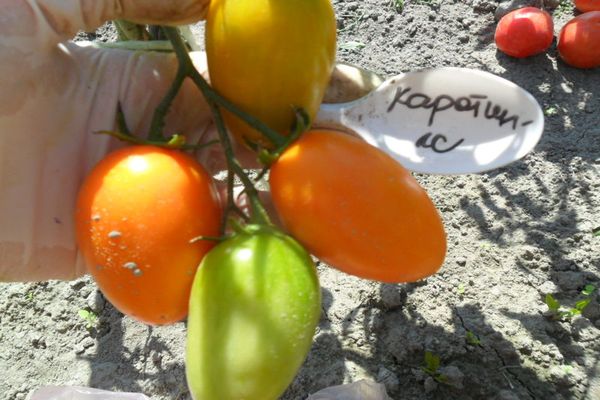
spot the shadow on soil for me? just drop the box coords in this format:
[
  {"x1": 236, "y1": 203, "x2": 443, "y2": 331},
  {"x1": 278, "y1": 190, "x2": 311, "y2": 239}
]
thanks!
[
  {"x1": 283, "y1": 283, "x2": 585, "y2": 400},
  {"x1": 78, "y1": 303, "x2": 189, "y2": 399},
  {"x1": 454, "y1": 49, "x2": 600, "y2": 400}
]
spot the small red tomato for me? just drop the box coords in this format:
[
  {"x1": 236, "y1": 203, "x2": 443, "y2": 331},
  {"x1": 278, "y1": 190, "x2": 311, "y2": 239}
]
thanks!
[
  {"x1": 495, "y1": 7, "x2": 554, "y2": 58},
  {"x1": 574, "y1": 0, "x2": 600, "y2": 12},
  {"x1": 558, "y1": 11, "x2": 600, "y2": 69}
]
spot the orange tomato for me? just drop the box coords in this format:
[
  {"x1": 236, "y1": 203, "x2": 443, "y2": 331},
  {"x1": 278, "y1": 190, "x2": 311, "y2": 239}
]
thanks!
[
  {"x1": 558, "y1": 11, "x2": 600, "y2": 69},
  {"x1": 269, "y1": 130, "x2": 447, "y2": 283},
  {"x1": 75, "y1": 146, "x2": 222, "y2": 325},
  {"x1": 574, "y1": 0, "x2": 600, "y2": 12}
]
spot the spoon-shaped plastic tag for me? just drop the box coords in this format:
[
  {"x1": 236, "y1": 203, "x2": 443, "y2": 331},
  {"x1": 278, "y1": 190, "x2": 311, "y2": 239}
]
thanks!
[{"x1": 316, "y1": 67, "x2": 544, "y2": 175}]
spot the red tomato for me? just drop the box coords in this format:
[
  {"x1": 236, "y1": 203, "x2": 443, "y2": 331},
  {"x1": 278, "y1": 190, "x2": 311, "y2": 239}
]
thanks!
[
  {"x1": 574, "y1": 0, "x2": 600, "y2": 12},
  {"x1": 494, "y1": 7, "x2": 554, "y2": 58},
  {"x1": 75, "y1": 146, "x2": 222, "y2": 325},
  {"x1": 558, "y1": 11, "x2": 600, "y2": 69},
  {"x1": 269, "y1": 130, "x2": 447, "y2": 283}
]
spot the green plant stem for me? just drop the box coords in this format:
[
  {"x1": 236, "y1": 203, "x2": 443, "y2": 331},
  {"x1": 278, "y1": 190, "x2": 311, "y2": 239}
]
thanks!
[
  {"x1": 189, "y1": 235, "x2": 230, "y2": 243},
  {"x1": 96, "y1": 130, "x2": 217, "y2": 151},
  {"x1": 93, "y1": 41, "x2": 173, "y2": 52},
  {"x1": 223, "y1": 165, "x2": 237, "y2": 232},
  {"x1": 162, "y1": 27, "x2": 273, "y2": 227},
  {"x1": 148, "y1": 66, "x2": 187, "y2": 140},
  {"x1": 116, "y1": 103, "x2": 131, "y2": 136},
  {"x1": 161, "y1": 27, "x2": 287, "y2": 149},
  {"x1": 211, "y1": 105, "x2": 272, "y2": 226}
]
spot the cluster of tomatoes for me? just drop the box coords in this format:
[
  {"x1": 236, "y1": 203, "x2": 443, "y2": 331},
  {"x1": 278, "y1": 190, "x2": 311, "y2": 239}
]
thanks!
[
  {"x1": 74, "y1": 0, "x2": 447, "y2": 399},
  {"x1": 494, "y1": 1, "x2": 600, "y2": 69}
]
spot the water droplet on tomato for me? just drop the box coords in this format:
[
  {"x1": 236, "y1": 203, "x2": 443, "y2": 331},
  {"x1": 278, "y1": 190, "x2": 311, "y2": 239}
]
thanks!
[
  {"x1": 108, "y1": 231, "x2": 122, "y2": 239},
  {"x1": 123, "y1": 262, "x2": 137, "y2": 270}
]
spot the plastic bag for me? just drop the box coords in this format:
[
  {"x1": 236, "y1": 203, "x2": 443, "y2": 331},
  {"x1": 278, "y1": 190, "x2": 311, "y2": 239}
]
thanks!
[
  {"x1": 29, "y1": 386, "x2": 150, "y2": 400},
  {"x1": 30, "y1": 380, "x2": 390, "y2": 400},
  {"x1": 307, "y1": 380, "x2": 392, "y2": 400}
]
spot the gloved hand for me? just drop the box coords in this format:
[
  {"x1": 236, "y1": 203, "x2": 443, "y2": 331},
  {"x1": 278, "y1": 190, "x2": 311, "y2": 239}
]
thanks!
[
  {"x1": 0, "y1": 0, "x2": 215, "y2": 282},
  {"x1": 0, "y1": 0, "x2": 379, "y2": 283}
]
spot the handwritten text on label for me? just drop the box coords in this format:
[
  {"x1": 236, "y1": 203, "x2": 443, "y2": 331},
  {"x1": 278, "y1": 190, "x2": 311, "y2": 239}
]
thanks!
[
  {"x1": 387, "y1": 86, "x2": 534, "y2": 130},
  {"x1": 416, "y1": 133, "x2": 464, "y2": 154}
]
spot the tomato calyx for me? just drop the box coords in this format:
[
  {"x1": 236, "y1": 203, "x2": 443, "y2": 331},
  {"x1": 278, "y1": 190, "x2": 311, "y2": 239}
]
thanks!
[
  {"x1": 189, "y1": 219, "x2": 279, "y2": 246},
  {"x1": 96, "y1": 100, "x2": 218, "y2": 151},
  {"x1": 95, "y1": 129, "x2": 218, "y2": 151},
  {"x1": 257, "y1": 107, "x2": 311, "y2": 167},
  {"x1": 230, "y1": 221, "x2": 281, "y2": 238}
]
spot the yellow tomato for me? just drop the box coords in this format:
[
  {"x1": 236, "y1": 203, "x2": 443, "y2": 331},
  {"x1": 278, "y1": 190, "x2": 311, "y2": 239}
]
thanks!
[{"x1": 205, "y1": 0, "x2": 337, "y2": 148}]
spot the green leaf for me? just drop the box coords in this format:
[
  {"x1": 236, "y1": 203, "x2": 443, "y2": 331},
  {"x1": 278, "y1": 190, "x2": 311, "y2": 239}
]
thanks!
[
  {"x1": 575, "y1": 298, "x2": 592, "y2": 312},
  {"x1": 392, "y1": 0, "x2": 405, "y2": 11},
  {"x1": 466, "y1": 330, "x2": 480, "y2": 345},
  {"x1": 545, "y1": 294, "x2": 560, "y2": 312},
  {"x1": 78, "y1": 309, "x2": 90, "y2": 319},
  {"x1": 582, "y1": 284, "x2": 596, "y2": 296},
  {"x1": 339, "y1": 41, "x2": 366, "y2": 51},
  {"x1": 167, "y1": 134, "x2": 186, "y2": 148},
  {"x1": 425, "y1": 351, "x2": 440, "y2": 372},
  {"x1": 593, "y1": 227, "x2": 600, "y2": 237}
]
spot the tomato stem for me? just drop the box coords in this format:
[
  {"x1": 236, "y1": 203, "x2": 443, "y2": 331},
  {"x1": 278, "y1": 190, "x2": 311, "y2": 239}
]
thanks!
[
  {"x1": 116, "y1": 102, "x2": 131, "y2": 136},
  {"x1": 95, "y1": 130, "x2": 218, "y2": 151},
  {"x1": 211, "y1": 104, "x2": 273, "y2": 226},
  {"x1": 189, "y1": 235, "x2": 229, "y2": 243},
  {"x1": 161, "y1": 27, "x2": 287, "y2": 149},
  {"x1": 162, "y1": 27, "x2": 275, "y2": 227},
  {"x1": 258, "y1": 107, "x2": 311, "y2": 166},
  {"x1": 222, "y1": 165, "x2": 236, "y2": 232},
  {"x1": 147, "y1": 65, "x2": 187, "y2": 141},
  {"x1": 93, "y1": 40, "x2": 173, "y2": 52}
]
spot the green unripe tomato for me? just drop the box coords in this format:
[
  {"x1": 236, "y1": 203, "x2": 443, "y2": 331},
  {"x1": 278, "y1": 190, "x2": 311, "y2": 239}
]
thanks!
[{"x1": 186, "y1": 225, "x2": 321, "y2": 400}]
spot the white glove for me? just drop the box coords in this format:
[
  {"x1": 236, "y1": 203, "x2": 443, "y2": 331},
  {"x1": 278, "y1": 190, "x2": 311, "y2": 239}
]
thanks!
[
  {"x1": 0, "y1": 0, "x2": 213, "y2": 282},
  {"x1": 0, "y1": 0, "x2": 375, "y2": 283}
]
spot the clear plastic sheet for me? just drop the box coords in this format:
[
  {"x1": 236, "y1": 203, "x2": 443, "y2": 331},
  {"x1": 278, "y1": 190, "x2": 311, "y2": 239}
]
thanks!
[
  {"x1": 30, "y1": 380, "x2": 390, "y2": 400},
  {"x1": 29, "y1": 386, "x2": 150, "y2": 400},
  {"x1": 307, "y1": 380, "x2": 392, "y2": 400}
]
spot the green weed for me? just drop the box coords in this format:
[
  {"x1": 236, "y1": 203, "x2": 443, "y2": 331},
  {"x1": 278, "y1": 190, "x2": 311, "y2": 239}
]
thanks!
[
  {"x1": 466, "y1": 330, "x2": 481, "y2": 346},
  {"x1": 422, "y1": 351, "x2": 448, "y2": 383},
  {"x1": 339, "y1": 41, "x2": 366, "y2": 51},
  {"x1": 390, "y1": 0, "x2": 405, "y2": 12},
  {"x1": 338, "y1": 10, "x2": 367, "y2": 34},
  {"x1": 553, "y1": 0, "x2": 575, "y2": 16},
  {"x1": 545, "y1": 285, "x2": 596, "y2": 320},
  {"x1": 78, "y1": 309, "x2": 98, "y2": 329}
]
